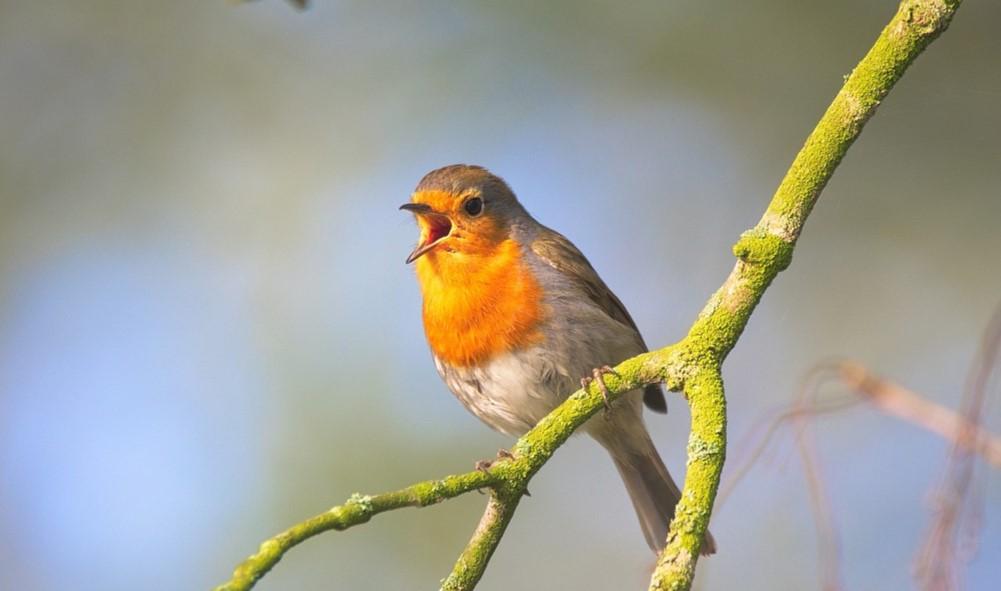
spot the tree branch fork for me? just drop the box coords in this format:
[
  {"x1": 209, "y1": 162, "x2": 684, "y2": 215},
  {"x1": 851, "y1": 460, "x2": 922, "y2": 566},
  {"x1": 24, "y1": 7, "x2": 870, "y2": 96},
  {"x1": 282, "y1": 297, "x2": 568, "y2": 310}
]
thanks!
[
  {"x1": 215, "y1": 1, "x2": 962, "y2": 589},
  {"x1": 216, "y1": 222, "x2": 791, "y2": 591}
]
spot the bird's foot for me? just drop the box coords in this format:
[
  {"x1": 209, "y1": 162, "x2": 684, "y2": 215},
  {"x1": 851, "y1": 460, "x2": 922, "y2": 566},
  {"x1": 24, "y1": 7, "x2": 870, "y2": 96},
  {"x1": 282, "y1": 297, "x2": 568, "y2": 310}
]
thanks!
[
  {"x1": 581, "y1": 365, "x2": 620, "y2": 414},
  {"x1": 474, "y1": 449, "x2": 529, "y2": 495},
  {"x1": 475, "y1": 448, "x2": 515, "y2": 473}
]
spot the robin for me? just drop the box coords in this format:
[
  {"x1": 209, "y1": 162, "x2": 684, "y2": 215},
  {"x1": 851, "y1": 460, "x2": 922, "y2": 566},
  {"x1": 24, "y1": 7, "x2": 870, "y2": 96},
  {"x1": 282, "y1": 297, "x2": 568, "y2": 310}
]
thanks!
[{"x1": 401, "y1": 164, "x2": 716, "y2": 555}]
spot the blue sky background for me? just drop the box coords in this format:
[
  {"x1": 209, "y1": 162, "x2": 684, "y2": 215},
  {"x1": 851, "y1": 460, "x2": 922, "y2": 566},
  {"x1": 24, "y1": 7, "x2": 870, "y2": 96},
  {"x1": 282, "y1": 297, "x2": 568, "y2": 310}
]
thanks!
[{"x1": 1, "y1": 1, "x2": 999, "y2": 589}]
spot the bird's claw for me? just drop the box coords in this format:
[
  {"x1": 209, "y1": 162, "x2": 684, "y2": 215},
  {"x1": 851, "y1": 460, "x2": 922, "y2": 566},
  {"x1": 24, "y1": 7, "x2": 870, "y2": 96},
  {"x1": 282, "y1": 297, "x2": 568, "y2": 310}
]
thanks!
[
  {"x1": 475, "y1": 448, "x2": 515, "y2": 473},
  {"x1": 474, "y1": 449, "x2": 529, "y2": 495},
  {"x1": 581, "y1": 365, "x2": 619, "y2": 414}
]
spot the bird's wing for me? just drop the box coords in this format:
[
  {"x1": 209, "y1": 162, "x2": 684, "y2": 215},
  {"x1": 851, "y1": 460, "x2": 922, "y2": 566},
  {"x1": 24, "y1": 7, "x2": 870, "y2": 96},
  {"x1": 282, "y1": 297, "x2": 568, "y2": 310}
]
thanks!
[{"x1": 530, "y1": 227, "x2": 668, "y2": 413}]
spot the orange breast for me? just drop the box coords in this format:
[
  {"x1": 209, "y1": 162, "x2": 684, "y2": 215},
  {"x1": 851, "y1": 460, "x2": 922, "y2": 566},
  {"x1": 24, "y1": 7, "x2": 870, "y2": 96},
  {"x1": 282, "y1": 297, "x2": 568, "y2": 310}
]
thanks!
[{"x1": 416, "y1": 238, "x2": 545, "y2": 368}]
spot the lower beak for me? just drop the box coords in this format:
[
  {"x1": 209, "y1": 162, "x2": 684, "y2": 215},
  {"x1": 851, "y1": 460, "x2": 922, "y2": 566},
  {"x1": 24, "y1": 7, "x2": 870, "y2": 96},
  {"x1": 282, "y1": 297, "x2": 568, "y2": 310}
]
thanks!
[
  {"x1": 400, "y1": 203, "x2": 453, "y2": 264},
  {"x1": 405, "y1": 241, "x2": 437, "y2": 264}
]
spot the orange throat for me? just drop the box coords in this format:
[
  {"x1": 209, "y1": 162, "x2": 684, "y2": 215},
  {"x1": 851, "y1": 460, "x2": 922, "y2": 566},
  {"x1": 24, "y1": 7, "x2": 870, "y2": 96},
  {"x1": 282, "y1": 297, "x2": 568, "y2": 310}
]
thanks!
[{"x1": 416, "y1": 238, "x2": 545, "y2": 368}]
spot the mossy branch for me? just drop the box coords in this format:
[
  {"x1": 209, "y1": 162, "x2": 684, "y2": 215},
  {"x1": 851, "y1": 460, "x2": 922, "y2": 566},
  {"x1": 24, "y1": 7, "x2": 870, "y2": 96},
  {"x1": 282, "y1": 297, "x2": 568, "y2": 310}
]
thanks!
[
  {"x1": 216, "y1": 346, "x2": 686, "y2": 591},
  {"x1": 649, "y1": 1, "x2": 962, "y2": 588},
  {"x1": 214, "y1": 1, "x2": 962, "y2": 589},
  {"x1": 440, "y1": 491, "x2": 522, "y2": 591},
  {"x1": 214, "y1": 471, "x2": 495, "y2": 591}
]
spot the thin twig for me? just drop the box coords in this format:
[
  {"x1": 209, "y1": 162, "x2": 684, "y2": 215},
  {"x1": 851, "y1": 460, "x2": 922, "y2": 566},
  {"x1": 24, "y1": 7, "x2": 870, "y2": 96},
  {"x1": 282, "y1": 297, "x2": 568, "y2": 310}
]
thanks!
[
  {"x1": 839, "y1": 362, "x2": 1001, "y2": 469},
  {"x1": 718, "y1": 343, "x2": 1001, "y2": 591},
  {"x1": 721, "y1": 360, "x2": 1001, "y2": 511},
  {"x1": 792, "y1": 369, "x2": 845, "y2": 591},
  {"x1": 915, "y1": 305, "x2": 1001, "y2": 591},
  {"x1": 717, "y1": 385, "x2": 859, "y2": 508},
  {"x1": 214, "y1": 471, "x2": 495, "y2": 591}
]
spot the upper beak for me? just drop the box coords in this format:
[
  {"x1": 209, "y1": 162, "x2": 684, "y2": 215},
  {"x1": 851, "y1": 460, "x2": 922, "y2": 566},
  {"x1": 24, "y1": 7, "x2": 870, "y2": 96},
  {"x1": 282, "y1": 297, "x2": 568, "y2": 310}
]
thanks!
[
  {"x1": 400, "y1": 202, "x2": 453, "y2": 264},
  {"x1": 399, "y1": 203, "x2": 432, "y2": 214}
]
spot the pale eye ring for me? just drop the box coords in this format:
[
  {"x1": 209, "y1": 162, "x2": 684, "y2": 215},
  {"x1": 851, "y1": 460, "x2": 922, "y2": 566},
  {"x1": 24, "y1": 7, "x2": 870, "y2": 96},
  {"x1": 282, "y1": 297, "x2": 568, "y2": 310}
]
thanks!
[{"x1": 463, "y1": 197, "x2": 484, "y2": 217}]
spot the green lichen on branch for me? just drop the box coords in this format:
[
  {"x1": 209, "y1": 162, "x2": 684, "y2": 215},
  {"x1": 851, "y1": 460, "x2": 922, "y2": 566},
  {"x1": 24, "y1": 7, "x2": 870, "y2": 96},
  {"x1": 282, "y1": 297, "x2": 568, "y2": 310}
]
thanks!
[
  {"x1": 214, "y1": 1, "x2": 963, "y2": 590},
  {"x1": 214, "y1": 471, "x2": 494, "y2": 591},
  {"x1": 762, "y1": 0, "x2": 962, "y2": 243},
  {"x1": 440, "y1": 493, "x2": 523, "y2": 591},
  {"x1": 649, "y1": 368, "x2": 726, "y2": 590},
  {"x1": 215, "y1": 344, "x2": 678, "y2": 591},
  {"x1": 648, "y1": 1, "x2": 963, "y2": 588}
]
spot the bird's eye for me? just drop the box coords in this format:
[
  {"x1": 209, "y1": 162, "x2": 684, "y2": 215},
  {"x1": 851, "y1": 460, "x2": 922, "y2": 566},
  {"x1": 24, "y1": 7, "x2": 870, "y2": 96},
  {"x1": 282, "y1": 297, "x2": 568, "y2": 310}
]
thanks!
[{"x1": 463, "y1": 197, "x2": 483, "y2": 217}]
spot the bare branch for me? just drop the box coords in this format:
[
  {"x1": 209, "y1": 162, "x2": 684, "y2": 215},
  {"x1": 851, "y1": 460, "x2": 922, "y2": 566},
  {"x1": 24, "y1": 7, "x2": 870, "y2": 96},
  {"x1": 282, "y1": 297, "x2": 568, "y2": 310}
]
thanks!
[
  {"x1": 718, "y1": 341, "x2": 1001, "y2": 591},
  {"x1": 839, "y1": 362, "x2": 1001, "y2": 469},
  {"x1": 792, "y1": 371, "x2": 846, "y2": 591},
  {"x1": 915, "y1": 305, "x2": 1001, "y2": 591}
]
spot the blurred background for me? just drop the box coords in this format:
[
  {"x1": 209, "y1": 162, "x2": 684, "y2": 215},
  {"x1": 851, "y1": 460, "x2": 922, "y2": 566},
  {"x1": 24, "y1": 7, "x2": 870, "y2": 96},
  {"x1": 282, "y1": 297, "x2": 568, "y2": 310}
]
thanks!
[{"x1": 1, "y1": 1, "x2": 999, "y2": 589}]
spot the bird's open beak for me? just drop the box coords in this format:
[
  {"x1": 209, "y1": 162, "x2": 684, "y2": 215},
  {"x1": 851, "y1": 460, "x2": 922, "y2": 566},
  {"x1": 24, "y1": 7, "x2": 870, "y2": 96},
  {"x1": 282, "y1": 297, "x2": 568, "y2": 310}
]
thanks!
[{"x1": 400, "y1": 203, "x2": 453, "y2": 264}]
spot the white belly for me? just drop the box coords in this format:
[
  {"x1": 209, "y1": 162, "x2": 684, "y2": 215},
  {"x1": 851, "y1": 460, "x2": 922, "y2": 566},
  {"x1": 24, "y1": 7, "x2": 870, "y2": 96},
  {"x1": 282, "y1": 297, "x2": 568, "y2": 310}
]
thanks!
[
  {"x1": 432, "y1": 306, "x2": 647, "y2": 437},
  {"x1": 434, "y1": 345, "x2": 567, "y2": 436}
]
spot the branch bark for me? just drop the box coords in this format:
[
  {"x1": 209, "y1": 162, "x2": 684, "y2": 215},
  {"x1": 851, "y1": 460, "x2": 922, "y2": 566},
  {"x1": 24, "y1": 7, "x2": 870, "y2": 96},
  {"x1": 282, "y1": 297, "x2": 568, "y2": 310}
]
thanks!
[
  {"x1": 649, "y1": 2, "x2": 963, "y2": 586},
  {"x1": 440, "y1": 491, "x2": 522, "y2": 591},
  {"x1": 215, "y1": 1, "x2": 964, "y2": 589},
  {"x1": 214, "y1": 471, "x2": 494, "y2": 591}
]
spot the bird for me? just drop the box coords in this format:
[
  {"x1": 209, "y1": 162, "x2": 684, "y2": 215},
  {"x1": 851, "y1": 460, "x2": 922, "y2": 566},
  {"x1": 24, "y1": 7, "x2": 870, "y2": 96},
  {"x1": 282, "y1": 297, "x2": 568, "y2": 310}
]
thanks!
[{"x1": 401, "y1": 164, "x2": 715, "y2": 556}]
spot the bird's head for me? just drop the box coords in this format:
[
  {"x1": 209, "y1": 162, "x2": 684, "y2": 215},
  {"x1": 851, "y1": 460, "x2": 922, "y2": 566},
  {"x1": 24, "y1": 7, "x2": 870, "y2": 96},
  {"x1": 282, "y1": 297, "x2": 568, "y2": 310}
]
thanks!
[{"x1": 400, "y1": 164, "x2": 524, "y2": 264}]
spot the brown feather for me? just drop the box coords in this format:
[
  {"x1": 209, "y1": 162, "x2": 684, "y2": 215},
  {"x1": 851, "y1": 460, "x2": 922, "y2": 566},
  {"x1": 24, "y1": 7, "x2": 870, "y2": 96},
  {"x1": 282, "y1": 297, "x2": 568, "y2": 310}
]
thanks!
[{"x1": 531, "y1": 228, "x2": 668, "y2": 413}]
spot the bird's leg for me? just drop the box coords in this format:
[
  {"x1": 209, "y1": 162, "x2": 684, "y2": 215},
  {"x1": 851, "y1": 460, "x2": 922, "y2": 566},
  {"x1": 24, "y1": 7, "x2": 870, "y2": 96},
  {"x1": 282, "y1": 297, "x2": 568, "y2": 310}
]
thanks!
[
  {"x1": 474, "y1": 449, "x2": 530, "y2": 495},
  {"x1": 581, "y1": 365, "x2": 620, "y2": 413}
]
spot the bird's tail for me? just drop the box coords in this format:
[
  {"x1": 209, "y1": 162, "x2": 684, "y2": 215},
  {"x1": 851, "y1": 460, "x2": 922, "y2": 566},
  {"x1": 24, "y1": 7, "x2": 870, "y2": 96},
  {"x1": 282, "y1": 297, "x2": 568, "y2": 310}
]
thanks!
[{"x1": 601, "y1": 424, "x2": 717, "y2": 556}]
